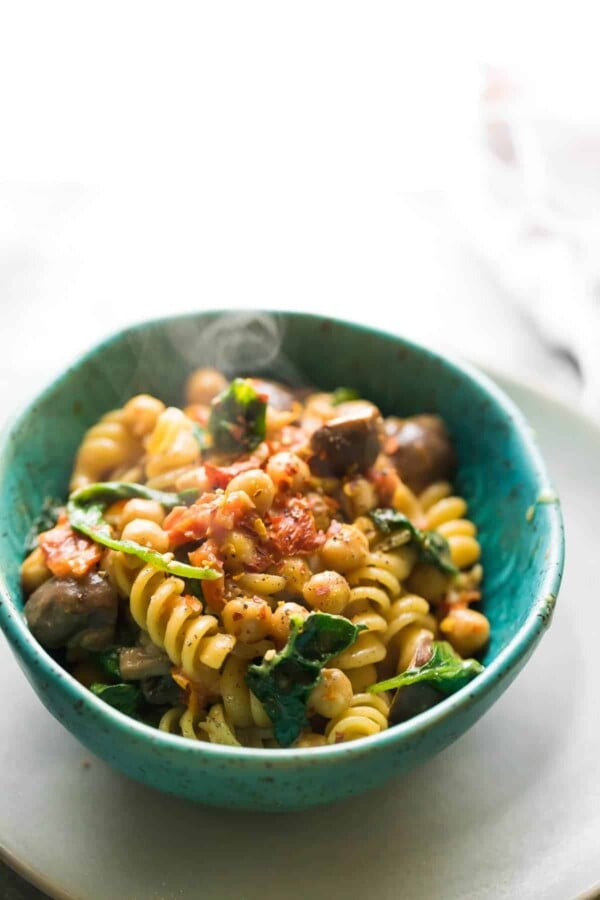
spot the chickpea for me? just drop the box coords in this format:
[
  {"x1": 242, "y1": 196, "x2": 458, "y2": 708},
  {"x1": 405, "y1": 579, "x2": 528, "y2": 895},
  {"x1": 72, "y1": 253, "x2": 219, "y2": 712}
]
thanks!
[
  {"x1": 222, "y1": 596, "x2": 272, "y2": 644},
  {"x1": 266, "y1": 452, "x2": 310, "y2": 493},
  {"x1": 21, "y1": 547, "x2": 51, "y2": 595},
  {"x1": 119, "y1": 498, "x2": 166, "y2": 529},
  {"x1": 320, "y1": 524, "x2": 369, "y2": 573},
  {"x1": 220, "y1": 530, "x2": 256, "y2": 573},
  {"x1": 447, "y1": 535, "x2": 481, "y2": 570},
  {"x1": 270, "y1": 602, "x2": 310, "y2": 644},
  {"x1": 120, "y1": 519, "x2": 169, "y2": 553},
  {"x1": 440, "y1": 607, "x2": 490, "y2": 657},
  {"x1": 276, "y1": 556, "x2": 311, "y2": 596},
  {"x1": 226, "y1": 469, "x2": 276, "y2": 517},
  {"x1": 303, "y1": 571, "x2": 350, "y2": 615},
  {"x1": 122, "y1": 394, "x2": 166, "y2": 438},
  {"x1": 308, "y1": 668, "x2": 353, "y2": 718},
  {"x1": 185, "y1": 367, "x2": 228, "y2": 406},
  {"x1": 342, "y1": 477, "x2": 377, "y2": 519}
]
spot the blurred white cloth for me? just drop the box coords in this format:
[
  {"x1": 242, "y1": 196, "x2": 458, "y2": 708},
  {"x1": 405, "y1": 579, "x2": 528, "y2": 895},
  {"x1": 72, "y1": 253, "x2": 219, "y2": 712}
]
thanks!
[{"x1": 451, "y1": 65, "x2": 600, "y2": 417}]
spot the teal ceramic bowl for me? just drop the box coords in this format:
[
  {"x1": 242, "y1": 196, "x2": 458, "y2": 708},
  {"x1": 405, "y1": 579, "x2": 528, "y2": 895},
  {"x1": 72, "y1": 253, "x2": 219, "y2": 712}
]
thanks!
[{"x1": 0, "y1": 311, "x2": 564, "y2": 811}]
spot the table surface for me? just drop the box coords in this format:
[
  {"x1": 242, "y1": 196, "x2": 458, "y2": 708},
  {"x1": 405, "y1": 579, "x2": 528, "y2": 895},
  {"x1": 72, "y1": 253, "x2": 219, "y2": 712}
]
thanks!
[{"x1": 0, "y1": 187, "x2": 588, "y2": 900}]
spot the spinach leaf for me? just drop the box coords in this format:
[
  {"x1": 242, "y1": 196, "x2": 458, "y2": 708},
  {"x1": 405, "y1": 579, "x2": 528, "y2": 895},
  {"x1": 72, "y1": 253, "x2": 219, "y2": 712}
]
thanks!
[
  {"x1": 69, "y1": 481, "x2": 194, "y2": 510},
  {"x1": 25, "y1": 495, "x2": 64, "y2": 553},
  {"x1": 245, "y1": 612, "x2": 362, "y2": 747},
  {"x1": 208, "y1": 378, "x2": 267, "y2": 453},
  {"x1": 89, "y1": 682, "x2": 142, "y2": 715},
  {"x1": 369, "y1": 508, "x2": 458, "y2": 575},
  {"x1": 331, "y1": 386, "x2": 360, "y2": 406},
  {"x1": 369, "y1": 640, "x2": 483, "y2": 695},
  {"x1": 93, "y1": 648, "x2": 121, "y2": 679},
  {"x1": 67, "y1": 482, "x2": 220, "y2": 581}
]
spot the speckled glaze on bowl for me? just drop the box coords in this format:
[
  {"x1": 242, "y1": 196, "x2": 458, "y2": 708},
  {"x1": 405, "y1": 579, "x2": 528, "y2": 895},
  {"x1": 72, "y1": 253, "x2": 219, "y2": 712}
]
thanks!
[{"x1": 0, "y1": 311, "x2": 564, "y2": 811}]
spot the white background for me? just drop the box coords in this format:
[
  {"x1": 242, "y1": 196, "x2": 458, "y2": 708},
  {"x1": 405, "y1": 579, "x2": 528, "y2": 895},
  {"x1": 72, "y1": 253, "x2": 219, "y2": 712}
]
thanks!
[{"x1": 1, "y1": 2, "x2": 600, "y2": 419}]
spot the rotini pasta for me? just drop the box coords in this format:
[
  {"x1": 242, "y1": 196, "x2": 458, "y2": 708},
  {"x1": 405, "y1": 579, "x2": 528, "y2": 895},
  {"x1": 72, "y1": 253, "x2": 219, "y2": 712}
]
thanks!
[
  {"x1": 130, "y1": 564, "x2": 236, "y2": 677},
  {"x1": 325, "y1": 692, "x2": 391, "y2": 743},
  {"x1": 145, "y1": 407, "x2": 201, "y2": 488},
  {"x1": 23, "y1": 370, "x2": 490, "y2": 750},
  {"x1": 420, "y1": 482, "x2": 482, "y2": 571},
  {"x1": 70, "y1": 410, "x2": 142, "y2": 491}
]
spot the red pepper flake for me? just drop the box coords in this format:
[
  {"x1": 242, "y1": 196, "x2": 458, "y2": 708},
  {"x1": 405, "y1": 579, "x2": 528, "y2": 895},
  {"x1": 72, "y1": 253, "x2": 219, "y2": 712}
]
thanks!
[
  {"x1": 267, "y1": 497, "x2": 325, "y2": 557},
  {"x1": 38, "y1": 516, "x2": 103, "y2": 578}
]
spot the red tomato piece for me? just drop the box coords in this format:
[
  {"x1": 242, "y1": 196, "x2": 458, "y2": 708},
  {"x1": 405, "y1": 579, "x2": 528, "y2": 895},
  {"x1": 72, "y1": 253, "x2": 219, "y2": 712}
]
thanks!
[
  {"x1": 267, "y1": 497, "x2": 325, "y2": 556},
  {"x1": 38, "y1": 518, "x2": 103, "y2": 578}
]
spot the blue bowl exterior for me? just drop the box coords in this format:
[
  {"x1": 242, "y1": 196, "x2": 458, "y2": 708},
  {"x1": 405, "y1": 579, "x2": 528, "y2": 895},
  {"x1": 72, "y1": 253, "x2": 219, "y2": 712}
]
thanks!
[{"x1": 0, "y1": 311, "x2": 564, "y2": 811}]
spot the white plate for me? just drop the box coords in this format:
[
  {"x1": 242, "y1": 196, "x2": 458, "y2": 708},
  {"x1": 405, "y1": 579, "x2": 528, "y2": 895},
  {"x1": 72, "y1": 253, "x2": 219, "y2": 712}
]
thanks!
[{"x1": 1, "y1": 374, "x2": 599, "y2": 900}]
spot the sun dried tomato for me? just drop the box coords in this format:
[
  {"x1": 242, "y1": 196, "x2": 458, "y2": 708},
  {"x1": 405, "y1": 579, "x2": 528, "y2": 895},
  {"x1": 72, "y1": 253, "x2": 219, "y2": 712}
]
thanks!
[
  {"x1": 267, "y1": 497, "x2": 325, "y2": 556},
  {"x1": 38, "y1": 516, "x2": 103, "y2": 578}
]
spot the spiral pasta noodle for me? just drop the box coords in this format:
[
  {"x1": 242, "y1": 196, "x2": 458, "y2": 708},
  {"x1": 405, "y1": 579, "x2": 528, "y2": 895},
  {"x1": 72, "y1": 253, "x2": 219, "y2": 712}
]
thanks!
[
  {"x1": 159, "y1": 705, "x2": 215, "y2": 742},
  {"x1": 160, "y1": 696, "x2": 273, "y2": 748},
  {"x1": 70, "y1": 410, "x2": 142, "y2": 491},
  {"x1": 129, "y1": 564, "x2": 236, "y2": 678},
  {"x1": 144, "y1": 407, "x2": 200, "y2": 488},
  {"x1": 383, "y1": 594, "x2": 437, "y2": 675},
  {"x1": 334, "y1": 544, "x2": 415, "y2": 691},
  {"x1": 220, "y1": 655, "x2": 271, "y2": 728},
  {"x1": 325, "y1": 692, "x2": 391, "y2": 743},
  {"x1": 420, "y1": 481, "x2": 481, "y2": 571}
]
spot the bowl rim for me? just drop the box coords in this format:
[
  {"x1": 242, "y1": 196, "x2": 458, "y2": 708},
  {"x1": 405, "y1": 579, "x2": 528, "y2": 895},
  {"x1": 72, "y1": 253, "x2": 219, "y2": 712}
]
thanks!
[{"x1": 0, "y1": 309, "x2": 565, "y2": 765}]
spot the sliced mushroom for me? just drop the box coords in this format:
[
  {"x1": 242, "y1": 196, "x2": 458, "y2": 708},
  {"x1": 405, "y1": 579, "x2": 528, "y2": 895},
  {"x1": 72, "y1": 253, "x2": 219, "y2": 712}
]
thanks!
[
  {"x1": 388, "y1": 682, "x2": 445, "y2": 725},
  {"x1": 119, "y1": 645, "x2": 171, "y2": 680},
  {"x1": 388, "y1": 628, "x2": 444, "y2": 725},
  {"x1": 310, "y1": 401, "x2": 383, "y2": 476},
  {"x1": 25, "y1": 572, "x2": 118, "y2": 651},
  {"x1": 383, "y1": 414, "x2": 455, "y2": 492}
]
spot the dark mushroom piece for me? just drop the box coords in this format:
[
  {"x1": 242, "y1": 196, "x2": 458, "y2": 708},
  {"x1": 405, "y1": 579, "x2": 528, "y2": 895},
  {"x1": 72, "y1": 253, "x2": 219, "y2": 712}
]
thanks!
[
  {"x1": 388, "y1": 629, "x2": 444, "y2": 725},
  {"x1": 140, "y1": 675, "x2": 184, "y2": 706},
  {"x1": 25, "y1": 572, "x2": 118, "y2": 651},
  {"x1": 388, "y1": 681, "x2": 445, "y2": 724},
  {"x1": 383, "y1": 414, "x2": 456, "y2": 493},
  {"x1": 310, "y1": 401, "x2": 383, "y2": 477}
]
